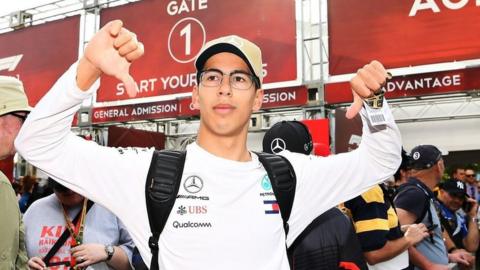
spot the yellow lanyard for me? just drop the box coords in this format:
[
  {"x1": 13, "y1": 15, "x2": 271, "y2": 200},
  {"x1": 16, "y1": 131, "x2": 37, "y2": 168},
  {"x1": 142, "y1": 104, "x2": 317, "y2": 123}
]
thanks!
[{"x1": 61, "y1": 198, "x2": 88, "y2": 247}]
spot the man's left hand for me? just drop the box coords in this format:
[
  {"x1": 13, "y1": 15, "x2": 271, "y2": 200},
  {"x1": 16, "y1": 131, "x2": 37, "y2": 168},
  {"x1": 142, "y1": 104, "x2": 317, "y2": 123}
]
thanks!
[
  {"x1": 71, "y1": 243, "x2": 109, "y2": 268},
  {"x1": 347, "y1": 60, "x2": 389, "y2": 119}
]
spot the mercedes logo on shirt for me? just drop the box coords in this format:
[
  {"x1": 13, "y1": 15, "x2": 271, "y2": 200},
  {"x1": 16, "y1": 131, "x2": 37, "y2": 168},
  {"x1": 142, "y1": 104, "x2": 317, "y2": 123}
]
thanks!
[
  {"x1": 270, "y1": 138, "x2": 287, "y2": 154},
  {"x1": 184, "y1": 175, "x2": 204, "y2": 194}
]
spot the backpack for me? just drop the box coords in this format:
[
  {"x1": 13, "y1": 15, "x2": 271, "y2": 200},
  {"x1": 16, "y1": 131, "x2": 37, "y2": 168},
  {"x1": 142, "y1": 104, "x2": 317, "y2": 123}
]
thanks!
[
  {"x1": 395, "y1": 180, "x2": 435, "y2": 225},
  {"x1": 145, "y1": 150, "x2": 296, "y2": 270}
]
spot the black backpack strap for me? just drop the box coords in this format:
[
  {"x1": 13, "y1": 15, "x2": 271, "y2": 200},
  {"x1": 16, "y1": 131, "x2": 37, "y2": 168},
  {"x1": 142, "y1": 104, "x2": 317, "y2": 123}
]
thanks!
[
  {"x1": 395, "y1": 182, "x2": 431, "y2": 224},
  {"x1": 44, "y1": 200, "x2": 94, "y2": 266},
  {"x1": 256, "y1": 152, "x2": 296, "y2": 235},
  {"x1": 145, "y1": 150, "x2": 186, "y2": 270}
]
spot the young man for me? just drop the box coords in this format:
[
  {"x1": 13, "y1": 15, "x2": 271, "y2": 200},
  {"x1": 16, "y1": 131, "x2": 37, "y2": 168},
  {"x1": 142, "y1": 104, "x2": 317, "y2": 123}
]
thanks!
[
  {"x1": 15, "y1": 20, "x2": 401, "y2": 269},
  {"x1": 464, "y1": 169, "x2": 479, "y2": 201},
  {"x1": 0, "y1": 75, "x2": 31, "y2": 269}
]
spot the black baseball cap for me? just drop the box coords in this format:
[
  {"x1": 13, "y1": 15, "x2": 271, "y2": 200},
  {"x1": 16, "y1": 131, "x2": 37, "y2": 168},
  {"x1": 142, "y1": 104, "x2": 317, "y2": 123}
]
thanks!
[
  {"x1": 262, "y1": 121, "x2": 313, "y2": 155},
  {"x1": 194, "y1": 35, "x2": 262, "y2": 88},
  {"x1": 409, "y1": 145, "x2": 442, "y2": 170},
  {"x1": 439, "y1": 180, "x2": 467, "y2": 198}
]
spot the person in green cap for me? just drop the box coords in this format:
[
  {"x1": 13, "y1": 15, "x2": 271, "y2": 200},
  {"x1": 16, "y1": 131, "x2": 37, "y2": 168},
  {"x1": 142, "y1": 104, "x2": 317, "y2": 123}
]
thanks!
[{"x1": 0, "y1": 75, "x2": 31, "y2": 269}]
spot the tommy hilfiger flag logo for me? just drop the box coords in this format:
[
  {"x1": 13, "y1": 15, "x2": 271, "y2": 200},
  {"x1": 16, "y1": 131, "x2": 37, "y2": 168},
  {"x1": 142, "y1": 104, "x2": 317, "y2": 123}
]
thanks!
[{"x1": 264, "y1": 200, "x2": 280, "y2": 214}]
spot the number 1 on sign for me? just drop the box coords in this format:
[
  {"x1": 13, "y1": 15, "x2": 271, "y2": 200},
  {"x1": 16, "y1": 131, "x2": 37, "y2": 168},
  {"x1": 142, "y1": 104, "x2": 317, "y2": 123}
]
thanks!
[{"x1": 180, "y1": 23, "x2": 192, "y2": 56}]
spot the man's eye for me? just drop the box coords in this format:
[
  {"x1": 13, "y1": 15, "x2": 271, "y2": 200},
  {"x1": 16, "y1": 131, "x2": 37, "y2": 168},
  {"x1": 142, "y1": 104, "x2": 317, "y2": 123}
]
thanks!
[
  {"x1": 205, "y1": 74, "x2": 221, "y2": 81},
  {"x1": 232, "y1": 75, "x2": 247, "y2": 82}
]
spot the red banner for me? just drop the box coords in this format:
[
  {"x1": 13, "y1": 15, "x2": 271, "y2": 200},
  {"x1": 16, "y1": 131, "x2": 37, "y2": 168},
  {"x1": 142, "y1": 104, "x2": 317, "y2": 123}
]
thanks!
[
  {"x1": 325, "y1": 68, "x2": 480, "y2": 104},
  {"x1": 92, "y1": 100, "x2": 179, "y2": 123},
  {"x1": 107, "y1": 126, "x2": 165, "y2": 149},
  {"x1": 328, "y1": 0, "x2": 480, "y2": 75},
  {"x1": 0, "y1": 16, "x2": 80, "y2": 106},
  {"x1": 261, "y1": 86, "x2": 308, "y2": 109},
  {"x1": 93, "y1": 85, "x2": 307, "y2": 123},
  {"x1": 97, "y1": 0, "x2": 297, "y2": 102},
  {"x1": 178, "y1": 97, "x2": 199, "y2": 118}
]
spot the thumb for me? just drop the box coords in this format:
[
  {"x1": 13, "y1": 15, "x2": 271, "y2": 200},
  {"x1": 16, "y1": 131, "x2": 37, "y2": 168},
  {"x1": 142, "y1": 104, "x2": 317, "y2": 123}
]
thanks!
[
  {"x1": 119, "y1": 72, "x2": 138, "y2": 98},
  {"x1": 106, "y1": 20, "x2": 123, "y2": 37},
  {"x1": 346, "y1": 92, "x2": 363, "y2": 119}
]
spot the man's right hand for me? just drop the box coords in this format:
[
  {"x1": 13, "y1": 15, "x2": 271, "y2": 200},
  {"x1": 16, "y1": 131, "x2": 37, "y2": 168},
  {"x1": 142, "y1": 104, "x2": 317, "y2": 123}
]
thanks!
[
  {"x1": 404, "y1": 223, "x2": 429, "y2": 246},
  {"x1": 77, "y1": 20, "x2": 144, "y2": 97}
]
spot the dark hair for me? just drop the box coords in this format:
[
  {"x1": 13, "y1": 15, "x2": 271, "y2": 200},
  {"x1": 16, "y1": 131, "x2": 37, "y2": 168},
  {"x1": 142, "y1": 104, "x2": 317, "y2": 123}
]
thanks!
[
  {"x1": 48, "y1": 177, "x2": 70, "y2": 193},
  {"x1": 450, "y1": 166, "x2": 465, "y2": 177},
  {"x1": 21, "y1": 175, "x2": 37, "y2": 193},
  {"x1": 394, "y1": 148, "x2": 411, "y2": 181}
]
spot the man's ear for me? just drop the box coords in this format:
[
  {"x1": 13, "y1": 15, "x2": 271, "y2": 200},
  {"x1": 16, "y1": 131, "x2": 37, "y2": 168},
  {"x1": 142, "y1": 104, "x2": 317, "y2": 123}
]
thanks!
[
  {"x1": 252, "y1": 89, "x2": 264, "y2": 111},
  {"x1": 192, "y1": 85, "x2": 200, "y2": 110}
]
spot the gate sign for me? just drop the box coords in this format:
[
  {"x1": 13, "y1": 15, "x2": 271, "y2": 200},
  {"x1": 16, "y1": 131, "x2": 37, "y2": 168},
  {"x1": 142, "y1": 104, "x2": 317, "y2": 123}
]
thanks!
[
  {"x1": 98, "y1": 0, "x2": 297, "y2": 102},
  {"x1": 261, "y1": 85, "x2": 308, "y2": 109},
  {"x1": 0, "y1": 16, "x2": 80, "y2": 106},
  {"x1": 328, "y1": 0, "x2": 480, "y2": 75},
  {"x1": 325, "y1": 67, "x2": 480, "y2": 104},
  {"x1": 92, "y1": 99, "x2": 179, "y2": 123}
]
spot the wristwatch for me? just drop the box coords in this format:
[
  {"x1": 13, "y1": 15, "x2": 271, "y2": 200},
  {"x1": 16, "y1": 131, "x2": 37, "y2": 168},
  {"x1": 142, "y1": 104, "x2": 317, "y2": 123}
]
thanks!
[{"x1": 105, "y1": 244, "x2": 115, "y2": 261}]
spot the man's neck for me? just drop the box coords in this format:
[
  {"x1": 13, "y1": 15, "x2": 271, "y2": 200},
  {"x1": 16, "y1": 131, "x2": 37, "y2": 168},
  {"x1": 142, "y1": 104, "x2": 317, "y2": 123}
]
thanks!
[
  {"x1": 413, "y1": 175, "x2": 438, "y2": 191},
  {"x1": 196, "y1": 126, "x2": 251, "y2": 162}
]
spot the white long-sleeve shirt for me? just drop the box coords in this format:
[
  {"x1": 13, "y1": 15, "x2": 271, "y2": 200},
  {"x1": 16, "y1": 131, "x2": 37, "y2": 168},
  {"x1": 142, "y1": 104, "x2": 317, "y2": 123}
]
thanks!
[{"x1": 15, "y1": 62, "x2": 402, "y2": 270}]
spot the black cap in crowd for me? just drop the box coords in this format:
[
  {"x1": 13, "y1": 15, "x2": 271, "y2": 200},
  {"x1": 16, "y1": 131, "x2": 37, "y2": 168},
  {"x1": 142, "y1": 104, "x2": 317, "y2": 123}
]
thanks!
[
  {"x1": 439, "y1": 180, "x2": 468, "y2": 198},
  {"x1": 409, "y1": 145, "x2": 442, "y2": 170},
  {"x1": 262, "y1": 121, "x2": 313, "y2": 155}
]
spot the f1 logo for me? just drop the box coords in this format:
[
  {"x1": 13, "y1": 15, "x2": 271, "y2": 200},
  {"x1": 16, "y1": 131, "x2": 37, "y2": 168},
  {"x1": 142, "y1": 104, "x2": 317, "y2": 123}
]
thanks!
[{"x1": 0, "y1": 54, "x2": 23, "y2": 72}]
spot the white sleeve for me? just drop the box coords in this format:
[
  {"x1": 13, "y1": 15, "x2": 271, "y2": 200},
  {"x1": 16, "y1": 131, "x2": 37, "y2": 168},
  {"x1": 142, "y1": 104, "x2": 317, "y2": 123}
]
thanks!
[
  {"x1": 14, "y1": 62, "x2": 153, "y2": 222},
  {"x1": 284, "y1": 102, "x2": 402, "y2": 245}
]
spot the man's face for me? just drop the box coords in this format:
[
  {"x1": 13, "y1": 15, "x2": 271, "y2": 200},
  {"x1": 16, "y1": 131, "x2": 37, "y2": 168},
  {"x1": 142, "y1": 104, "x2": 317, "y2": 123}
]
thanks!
[
  {"x1": 192, "y1": 52, "x2": 263, "y2": 138},
  {"x1": 0, "y1": 114, "x2": 24, "y2": 160},
  {"x1": 453, "y1": 168, "x2": 465, "y2": 181},
  {"x1": 465, "y1": 169, "x2": 476, "y2": 184},
  {"x1": 439, "y1": 189, "x2": 464, "y2": 211}
]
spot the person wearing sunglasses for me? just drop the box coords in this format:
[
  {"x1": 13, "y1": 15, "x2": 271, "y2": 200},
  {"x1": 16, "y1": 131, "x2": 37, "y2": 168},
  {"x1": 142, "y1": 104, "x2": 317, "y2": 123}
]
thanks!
[{"x1": 464, "y1": 169, "x2": 479, "y2": 203}]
